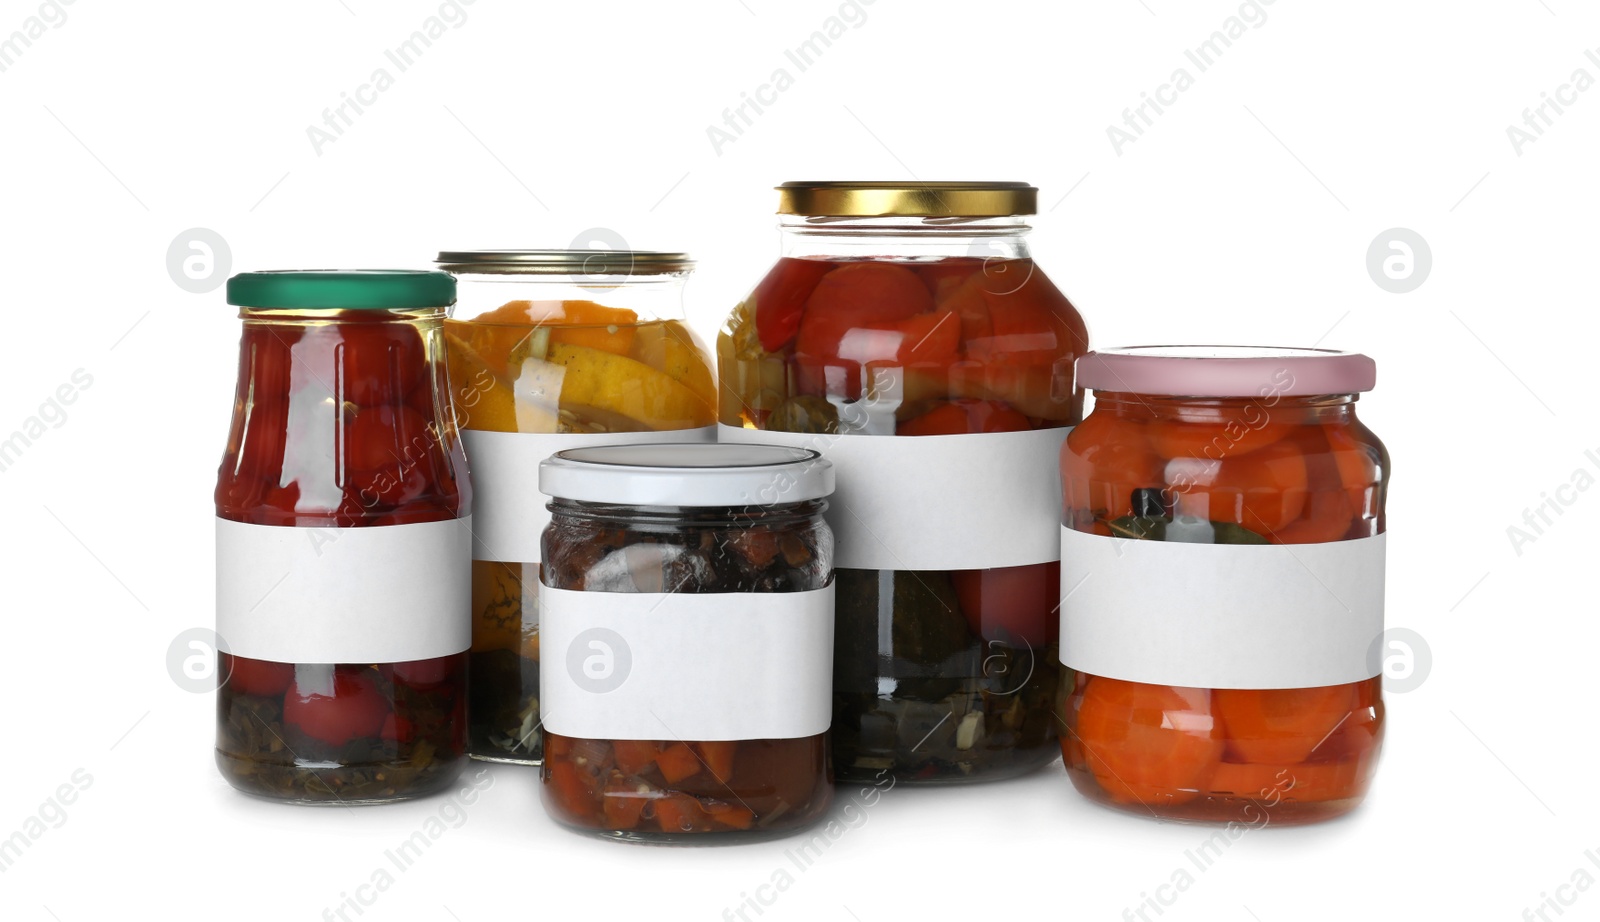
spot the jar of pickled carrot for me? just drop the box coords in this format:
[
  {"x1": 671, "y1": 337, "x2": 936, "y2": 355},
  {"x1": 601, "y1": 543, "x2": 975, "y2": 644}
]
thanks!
[
  {"x1": 436, "y1": 250, "x2": 717, "y2": 765},
  {"x1": 215, "y1": 270, "x2": 472, "y2": 804},
  {"x1": 719, "y1": 182, "x2": 1089, "y2": 784},
  {"x1": 537, "y1": 443, "x2": 835, "y2": 842},
  {"x1": 1059, "y1": 346, "x2": 1389, "y2": 823}
]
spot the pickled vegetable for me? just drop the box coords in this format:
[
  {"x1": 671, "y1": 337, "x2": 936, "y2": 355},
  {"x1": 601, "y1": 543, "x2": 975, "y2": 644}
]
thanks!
[
  {"x1": 215, "y1": 311, "x2": 470, "y2": 802},
  {"x1": 723, "y1": 255, "x2": 1087, "y2": 784},
  {"x1": 540, "y1": 496, "x2": 833, "y2": 841},
  {"x1": 1059, "y1": 392, "x2": 1388, "y2": 822},
  {"x1": 445, "y1": 302, "x2": 718, "y2": 765}
]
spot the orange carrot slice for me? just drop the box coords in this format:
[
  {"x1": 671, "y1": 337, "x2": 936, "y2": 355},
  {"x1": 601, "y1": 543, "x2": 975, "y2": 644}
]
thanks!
[
  {"x1": 612, "y1": 739, "x2": 660, "y2": 776},
  {"x1": 693, "y1": 741, "x2": 738, "y2": 784},
  {"x1": 1074, "y1": 677, "x2": 1224, "y2": 807},
  {"x1": 654, "y1": 742, "x2": 702, "y2": 783},
  {"x1": 1214, "y1": 684, "x2": 1359, "y2": 765}
]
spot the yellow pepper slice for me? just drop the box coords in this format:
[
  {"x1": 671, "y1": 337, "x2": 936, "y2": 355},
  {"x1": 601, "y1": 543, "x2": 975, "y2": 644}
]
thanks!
[{"x1": 538, "y1": 342, "x2": 714, "y2": 430}]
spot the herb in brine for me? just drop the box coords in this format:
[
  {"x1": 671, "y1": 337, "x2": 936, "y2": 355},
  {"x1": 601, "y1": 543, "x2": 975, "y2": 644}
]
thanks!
[{"x1": 468, "y1": 560, "x2": 542, "y2": 762}]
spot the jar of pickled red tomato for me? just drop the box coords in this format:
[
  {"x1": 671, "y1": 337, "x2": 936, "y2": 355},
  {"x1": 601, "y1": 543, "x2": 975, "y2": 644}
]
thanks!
[
  {"x1": 1058, "y1": 346, "x2": 1389, "y2": 824},
  {"x1": 719, "y1": 182, "x2": 1089, "y2": 784},
  {"x1": 536, "y1": 443, "x2": 835, "y2": 842},
  {"x1": 436, "y1": 250, "x2": 718, "y2": 765},
  {"x1": 215, "y1": 271, "x2": 472, "y2": 804}
]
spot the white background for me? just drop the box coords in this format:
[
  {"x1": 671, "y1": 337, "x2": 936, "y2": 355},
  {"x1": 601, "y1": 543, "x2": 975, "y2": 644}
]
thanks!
[{"x1": 0, "y1": 0, "x2": 1592, "y2": 919}]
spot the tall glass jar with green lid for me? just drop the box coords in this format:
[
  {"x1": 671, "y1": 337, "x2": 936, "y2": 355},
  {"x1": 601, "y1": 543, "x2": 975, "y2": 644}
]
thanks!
[{"x1": 215, "y1": 270, "x2": 472, "y2": 804}]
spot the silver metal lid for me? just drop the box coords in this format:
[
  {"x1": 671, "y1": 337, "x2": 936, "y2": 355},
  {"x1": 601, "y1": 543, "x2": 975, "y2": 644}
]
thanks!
[
  {"x1": 435, "y1": 250, "x2": 694, "y2": 276},
  {"x1": 540, "y1": 443, "x2": 834, "y2": 507}
]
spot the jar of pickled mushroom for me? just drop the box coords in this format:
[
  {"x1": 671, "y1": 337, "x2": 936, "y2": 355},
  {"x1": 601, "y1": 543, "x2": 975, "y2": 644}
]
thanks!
[
  {"x1": 1059, "y1": 346, "x2": 1389, "y2": 823},
  {"x1": 719, "y1": 182, "x2": 1089, "y2": 784},
  {"x1": 215, "y1": 270, "x2": 472, "y2": 804},
  {"x1": 437, "y1": 250, "x2": 718, "y2": 765},
  {"x1": 537, "y1": 443, "x2": 835, "y2": 842}
]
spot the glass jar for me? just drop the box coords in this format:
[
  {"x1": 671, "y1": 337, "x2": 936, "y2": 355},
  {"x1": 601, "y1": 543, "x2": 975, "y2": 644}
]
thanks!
[
  {"x1": 537, "y1": 443, "x2": 835, "y2": 842},
  {"x1": 215, "y1": 271, "x2": 471, "y2": 804},
  {"x1": 1058, "y1": 346, "x2": 1389, "y2": 824},
  {"x1": 719, "y1": 182, "x2": 1090, "y2": 784},
  {"x1": 436, "y1": 250, "x2": 718, "y2": 765}
]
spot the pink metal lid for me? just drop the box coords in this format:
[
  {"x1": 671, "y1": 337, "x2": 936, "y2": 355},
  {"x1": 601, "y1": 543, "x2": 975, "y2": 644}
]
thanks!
[{"x1": 1076, "y1": 346, "x2": 1377, "y2": 397}]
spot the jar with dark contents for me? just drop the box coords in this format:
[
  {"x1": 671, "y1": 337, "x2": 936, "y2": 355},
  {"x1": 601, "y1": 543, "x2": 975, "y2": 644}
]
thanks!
[
  {"x1": 214, "y1": 271, "x2": 471, "y2": 804},
  {"x1": 537, "y1": 444, "x2": 835, "y2": 842}
]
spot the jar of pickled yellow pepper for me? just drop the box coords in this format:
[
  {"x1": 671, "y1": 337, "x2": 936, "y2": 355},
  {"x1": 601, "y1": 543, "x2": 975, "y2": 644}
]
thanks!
[{"x1": 436, "y1": 250, "x2": 718, "y2": 764}]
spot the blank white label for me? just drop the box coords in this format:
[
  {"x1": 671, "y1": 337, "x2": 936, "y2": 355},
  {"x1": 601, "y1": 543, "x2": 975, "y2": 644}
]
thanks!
[
  {"x1": 719, "y1": 424, "x2": 1068, "y2": 571},
  {"x1": 1060, "y1": 528, "x2": 1386, "y2": 689},
  {"x1": 539, "y1": 585, "x2": 834, "y2": 741},
  {"x1": 215, "y1": 517, "x2": 471, "y2": 664},
  {"x1": 464, "y1": 426, "x2": 715, "y2": 563}
]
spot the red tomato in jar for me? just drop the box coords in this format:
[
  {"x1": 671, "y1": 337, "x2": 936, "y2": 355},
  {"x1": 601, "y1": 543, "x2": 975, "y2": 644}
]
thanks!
[
  {"x1": 338, "y1": 320, "x2": 426, "y2": 407},
  {"x1": 795, "y1": 263, "x2": 939, "y2": 399},
  {"x1": 283, "y1": 667, "x2": 391, "y2": 746},
  {"x1": 222, "y1": 329, "x2": 294, "y2": 489},
  {"x1": 222, "y1": 653, "x2": 293, "y2": 697},
  {"x1": 802, "y1": 262, "x2": 932, "y2": 330},
  {"x1": 969, "y1": 271, "x2": 1069, "y2": 365},
  {"x1": 391, "y1": 655, "x2": 456, "y2": 690},
  {"x1": 345, "y1": 404, "x2": 435, "y2": 509},
  {"x1": 950, "y1": 562, "x2": 1060, "y2": 647},
  {"x1": 898, "y1": 399, "x2": 1031, "y2": 436},
  {"x1": 346, "y1": 405, "x2": 429, "y2": 471},
  {"x1": 379, "y1": 712, "x2": 414, "y2": 743},
  {"x1": 237, "y1": 323, "x2": 299, "y2": 428},
  {"x1": 751, "y1": 257, "x2": 834, "y2": 352}
]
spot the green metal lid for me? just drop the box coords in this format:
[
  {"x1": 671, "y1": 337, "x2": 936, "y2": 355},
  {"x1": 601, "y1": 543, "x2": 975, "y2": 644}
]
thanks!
[{"x1": 226, "y1": 270, "x2": 456, "y2": 310}]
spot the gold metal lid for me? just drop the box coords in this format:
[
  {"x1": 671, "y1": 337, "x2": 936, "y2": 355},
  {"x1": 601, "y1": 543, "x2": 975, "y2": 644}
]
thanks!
[
  {"x1": 435, "y1": 250, "x2": 694, "y2": 275},
  {"x1": 776, "y1": 181, "x2": 1037, "y2": 217}
]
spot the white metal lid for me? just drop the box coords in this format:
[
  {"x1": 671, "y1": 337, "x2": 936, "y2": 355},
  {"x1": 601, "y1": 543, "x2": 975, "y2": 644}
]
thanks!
[{"x1": 539, "y1": 443, "x2": 834, "y2": 507}]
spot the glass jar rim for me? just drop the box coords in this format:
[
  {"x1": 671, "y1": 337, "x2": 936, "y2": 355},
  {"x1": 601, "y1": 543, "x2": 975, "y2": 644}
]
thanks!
[
  {"x1": 435, "y1": 250, "x2": 694, "y2": 276},
  {"x1": 539, "y1": 443, "x2": 834, "y2": 507}
]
